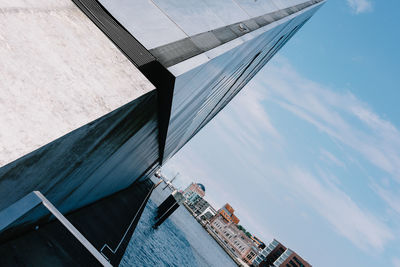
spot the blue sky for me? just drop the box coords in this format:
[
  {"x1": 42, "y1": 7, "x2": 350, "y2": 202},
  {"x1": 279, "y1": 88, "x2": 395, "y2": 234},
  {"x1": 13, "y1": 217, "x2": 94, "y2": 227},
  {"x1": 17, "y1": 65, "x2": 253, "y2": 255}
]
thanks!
[{"x1": 163, "y1": 0, "x2": 400, "y2": 266}]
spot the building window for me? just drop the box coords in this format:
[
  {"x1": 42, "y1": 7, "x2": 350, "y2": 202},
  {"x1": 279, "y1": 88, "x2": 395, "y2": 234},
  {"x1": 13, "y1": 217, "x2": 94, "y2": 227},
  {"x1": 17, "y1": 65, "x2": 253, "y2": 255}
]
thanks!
[
  {"x1": 293, "y1": 256, "x2": 304, "y2": 267},
  {"x1": 289, "y1": 259, "x2": 298, "y2": 267}
]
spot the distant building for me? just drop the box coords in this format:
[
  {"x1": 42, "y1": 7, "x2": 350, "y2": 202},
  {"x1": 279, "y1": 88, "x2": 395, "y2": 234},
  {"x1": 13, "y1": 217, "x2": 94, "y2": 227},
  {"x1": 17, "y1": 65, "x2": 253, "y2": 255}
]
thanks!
[
  {"x1": 217, "y1": 203, "x2": 240, "y2": 224},
  {"x1": 252, "y1": 239, "x2": 311, "y2": 267},
  {"x1": 183, "y1": 183, "x2": 205, "y2": 198},
  {"x1": 192, "y1": 197, "x2": 209, "y2": 215},
  {"x1": 183, "y1": 182, "x2": 209, "y2": 217},
  {"x1": 272, "y1": 248, "x2": 311, "y2": 267},
  {"x1": 185, "y1": 191, "x2": 202, "y2": 205},
  {"x1": 243, "y1": 247, "x2": 259, "y2": 265},
  {"x1": 187, "y1": 195, "x2": 210, "y2": 216},
  {"x1": 251, "y1": 235, "x2": 266, "y2": 249},
  {"x1": 199, "y1": 206, "x2": 217, "y2": 221},
  {"x1": 253, "y1": 239, "x2": 286, "y2": 266},
  {"x1": 209, "y1": 214, "x2": 254, "y2": 260}
]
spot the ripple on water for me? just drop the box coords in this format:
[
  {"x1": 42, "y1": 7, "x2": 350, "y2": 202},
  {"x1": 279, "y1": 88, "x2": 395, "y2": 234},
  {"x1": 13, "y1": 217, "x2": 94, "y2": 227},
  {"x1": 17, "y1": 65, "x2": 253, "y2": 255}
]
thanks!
[{"x1": 120, "y1": 186, "x2": 236, "y2": 267}]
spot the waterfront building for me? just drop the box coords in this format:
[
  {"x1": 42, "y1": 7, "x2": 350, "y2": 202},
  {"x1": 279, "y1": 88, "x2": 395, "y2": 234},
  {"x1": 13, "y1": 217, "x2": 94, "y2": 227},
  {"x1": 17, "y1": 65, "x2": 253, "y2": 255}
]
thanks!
[
  {"x1": 243, "y1": 247, "x2": 259, "y2": 265},
  {"x1": 199, "y1": 206, "x2": 217, "y2": 221},
  {"x1": 252, "y1": 239, "x2": 311, "y2": 267},
  {"x1": 188, "y1": 196, "x2": 210, "y2": 216},
  {"x1": 183, "y1": 183, "x2": 206, "y2": 198},
  {"x1": 185, "y1": 192, "x2": 202, "y2": 206},
  {"x1": 209, "y1": 214, "x2": 254, "y2": 260},
  {"x1": 273, "y1": 248, "x2": 311, "y2": 267},
  {"x1": 183, "y1": 183, "x2": 212, "y2": 217},
  {"x1": 0, "y1": 0, "x2": 325, "y2": 265},
  {"x1": 253, "y1": 239, "x2": 287, "y2": 266},
  {"x1": 218, "y1": 203, "x2": 240, "y2": 224},
  {"x1": 251, "y1": 235, "x2": 266, "y2": 249}
]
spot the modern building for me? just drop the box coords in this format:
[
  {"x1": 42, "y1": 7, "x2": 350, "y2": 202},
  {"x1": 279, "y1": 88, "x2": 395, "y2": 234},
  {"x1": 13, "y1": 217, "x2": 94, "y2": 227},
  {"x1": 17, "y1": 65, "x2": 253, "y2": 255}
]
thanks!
[
  {"x1": 253, "y1": 239, "x2": 287, "y2": 266},
  {"x1": 199, "y1": 206, "x2": 217, "y2": 221},
  {"x1": 252, "y1": 239, "x2": 311, "y2": 267},
  {"x1": 185, "y1": 192, "x2": 201, "y2": 206},
  {"x1": 273, "y1": 248, "x2": 311, "y2": 267},
  {"x1": 187, "y1": 196, "x2": 210, "y2": 216},
  {"x1": 183, "y1": 183, "x2": 211, "y2": 216},
  {"x1": 0, "y1": 0, "x2": 325, "y2": 265}
]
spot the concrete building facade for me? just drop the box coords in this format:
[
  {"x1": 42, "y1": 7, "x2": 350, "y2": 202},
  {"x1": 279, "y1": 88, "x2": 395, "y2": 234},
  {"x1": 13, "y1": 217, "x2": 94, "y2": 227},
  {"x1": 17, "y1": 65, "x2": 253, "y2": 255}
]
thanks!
[{"x1": 0, "y1": 0, "x2": 325, "y2": 264}]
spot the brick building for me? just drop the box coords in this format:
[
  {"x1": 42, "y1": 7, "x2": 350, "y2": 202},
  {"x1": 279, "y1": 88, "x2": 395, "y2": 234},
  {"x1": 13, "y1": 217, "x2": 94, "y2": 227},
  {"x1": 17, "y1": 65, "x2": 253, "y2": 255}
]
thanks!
[{"x1": 252, "y1": 239, "x2": 311, "y2": 267}]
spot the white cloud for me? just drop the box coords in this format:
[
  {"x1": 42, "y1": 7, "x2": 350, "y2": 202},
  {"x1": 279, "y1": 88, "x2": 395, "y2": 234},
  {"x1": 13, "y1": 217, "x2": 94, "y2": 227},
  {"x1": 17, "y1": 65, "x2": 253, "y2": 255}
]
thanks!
[
  {"x1": 346, "y1": 0, "x2": 373, "y2": 14},
  {"x1": 320, "y1": 149, "x2": 346, "y2": 168},
  {"x1": 161, "y1": 149, "x2": 214, "y2": 191},
  {"x1": 287, "y1": 167, "x2": 393, "y2": 251},
  {"x1": 164, "y1": 55, "x2": 399, "y2": 255},
  {"x1": 215, "y1": 82, "x2": 283, "y2": 150},
  {"x1": 393, "y1": 258, "x2": 400, "y2": 267},
  {"x1": 260, "y1": 57, "x2": 400, "y2": 184},
  {"x1": 372, "y1": 183, "x2": 400, "y2": 215},
  {"x1": 257, "y1": 57, "x2": 400, "y2": 221},
  {"x1": 229, "y1": 57, "x2": 400, "y2": 249}
]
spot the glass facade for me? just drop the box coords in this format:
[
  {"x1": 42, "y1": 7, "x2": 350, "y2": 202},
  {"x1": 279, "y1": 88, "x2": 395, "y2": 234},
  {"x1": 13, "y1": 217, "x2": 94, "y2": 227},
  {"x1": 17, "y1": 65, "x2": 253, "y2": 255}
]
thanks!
[
  {"x1": 274, "y1": 249, "x2": 294, "y2": 266},
  {"x1": 253, "y1": 238, "x2": 281, "y2": 265}
]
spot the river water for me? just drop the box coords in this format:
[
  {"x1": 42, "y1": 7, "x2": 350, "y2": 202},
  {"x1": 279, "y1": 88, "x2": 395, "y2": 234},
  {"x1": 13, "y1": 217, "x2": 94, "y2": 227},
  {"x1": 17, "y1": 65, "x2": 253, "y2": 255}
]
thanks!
[{"x1": 119, "y1": 183, "x2": 236, "y2": 267}]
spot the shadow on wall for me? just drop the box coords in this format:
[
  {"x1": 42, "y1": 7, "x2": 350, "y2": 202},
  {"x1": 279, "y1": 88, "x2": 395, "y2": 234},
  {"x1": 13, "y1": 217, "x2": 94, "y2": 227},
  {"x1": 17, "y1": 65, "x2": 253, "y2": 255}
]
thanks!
[{"x1": 0, "y1": 91, "x2": 160, "y2": 230}]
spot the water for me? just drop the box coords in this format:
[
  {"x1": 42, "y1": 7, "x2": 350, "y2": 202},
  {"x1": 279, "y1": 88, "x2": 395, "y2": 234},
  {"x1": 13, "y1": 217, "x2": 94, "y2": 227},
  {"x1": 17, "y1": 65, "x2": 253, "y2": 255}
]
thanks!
[{"x1": 120, "y1": 184, "x2": 236, "y2": 267}]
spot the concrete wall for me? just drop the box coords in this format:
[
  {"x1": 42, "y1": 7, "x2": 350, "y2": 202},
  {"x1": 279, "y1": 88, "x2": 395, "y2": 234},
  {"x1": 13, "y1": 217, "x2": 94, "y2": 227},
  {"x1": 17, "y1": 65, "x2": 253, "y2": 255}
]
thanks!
[
  {"x1": 99, "y1": 0, "x2": 315, "y2": 50},
  {"x1": 0, "y1": 0, "x2": 159, "y2": 230},
  {"x1": 0, "y1": 0, "x2": 324, "y2": 244},
  {"x1": 0, "y1": 0, "x2": 154, "y2": 168},
  {"x1": 0, "y1": 91, "x2": 159, "y2": 227}
]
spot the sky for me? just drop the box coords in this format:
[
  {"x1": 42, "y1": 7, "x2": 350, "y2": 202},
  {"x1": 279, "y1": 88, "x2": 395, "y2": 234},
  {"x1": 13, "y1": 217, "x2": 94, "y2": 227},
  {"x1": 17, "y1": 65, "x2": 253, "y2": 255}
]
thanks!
[{"x1": 162, "y1": 0, "x2": 400, "y2": 266}]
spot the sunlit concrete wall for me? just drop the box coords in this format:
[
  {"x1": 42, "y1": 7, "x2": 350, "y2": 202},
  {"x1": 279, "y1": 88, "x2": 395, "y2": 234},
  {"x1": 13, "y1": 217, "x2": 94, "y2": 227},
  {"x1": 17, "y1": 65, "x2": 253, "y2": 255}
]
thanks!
[
  {"x1": 100, "y1": 0, "x2": 318, "y2": 49},
  {"x1": 0, "y1": 0, "x2": 154, "y2": 168},
  {"x1": 0, "y1": 0, "x2": 159, "y2": 219}
]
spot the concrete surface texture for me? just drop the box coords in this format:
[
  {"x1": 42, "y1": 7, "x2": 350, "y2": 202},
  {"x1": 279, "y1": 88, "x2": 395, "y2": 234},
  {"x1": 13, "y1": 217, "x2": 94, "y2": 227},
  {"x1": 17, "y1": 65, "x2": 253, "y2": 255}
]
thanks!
[{"x1": 0, "y1": 0, "x2": 154, "y2": 167}]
